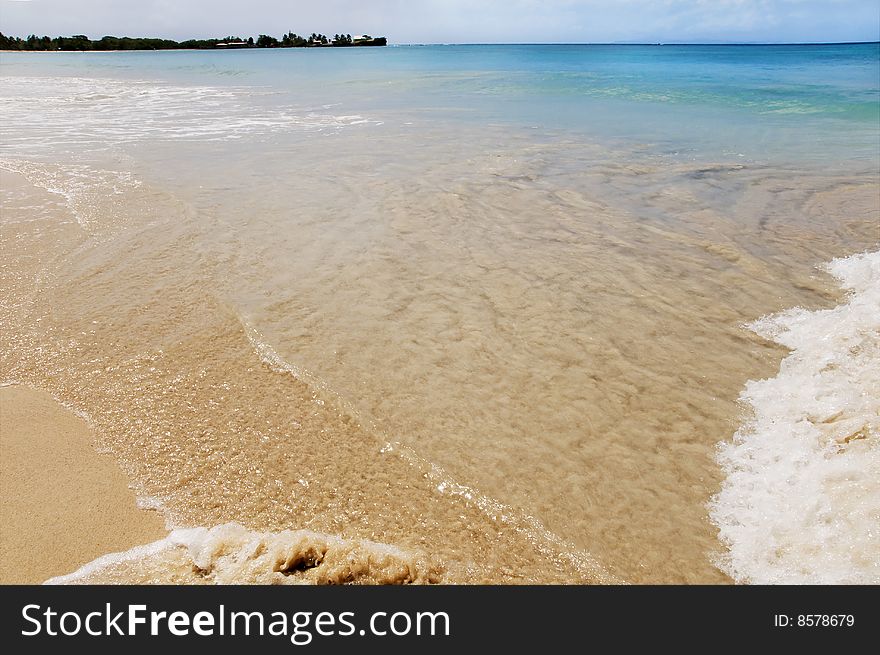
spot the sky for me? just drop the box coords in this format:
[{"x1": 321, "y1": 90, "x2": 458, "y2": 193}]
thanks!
[{"x1": 1, "y1": 0, "x2": 878, "y2": 44}]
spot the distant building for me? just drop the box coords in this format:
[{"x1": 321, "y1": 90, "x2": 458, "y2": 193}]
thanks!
[{"x1": 352, "y1": 35, "x2": 387, "y2": 46}]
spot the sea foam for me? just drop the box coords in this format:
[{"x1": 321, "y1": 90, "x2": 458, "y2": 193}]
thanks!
[
  {"x1": 0, "y1": 76, "x2": 380, "y2": 157},
  {"x1": 710, "y1": 250, "x2": 880, "y2": 584},
  {"x1": 45, "y1": 523, "x2": 442, "y2": 585}
]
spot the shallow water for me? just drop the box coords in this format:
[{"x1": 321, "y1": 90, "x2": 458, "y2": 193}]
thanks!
[{"x1": 1, "y1": 45, "x2": 878, "y2": 583}]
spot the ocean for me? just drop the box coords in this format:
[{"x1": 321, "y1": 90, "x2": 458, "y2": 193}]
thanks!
[{"x1": 1, "y1": 43, "x2": 878, "y2": 584}]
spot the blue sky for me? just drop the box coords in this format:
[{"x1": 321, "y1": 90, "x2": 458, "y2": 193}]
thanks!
[{"x1": 1, "y1": 0, "x2": 878, "y2": 43}]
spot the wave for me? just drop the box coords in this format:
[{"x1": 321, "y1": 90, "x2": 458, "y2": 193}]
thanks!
[
  {"x1": 45, "y1": 523, "x2": 442, "y2": 585},
  {"x1": 240, "y1": 315, "x2": 620, "y2": 584},
  {"x1": 710, "y1": 250, "x2": 880, "y2": 584},
  {"x1": 0, "y1": 76, "x2": 380, "y2": 156}
]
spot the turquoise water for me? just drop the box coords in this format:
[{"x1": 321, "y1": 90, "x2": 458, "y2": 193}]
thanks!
[{"x1": 2, "y1": 43, "x2": 878, "y2": 166}]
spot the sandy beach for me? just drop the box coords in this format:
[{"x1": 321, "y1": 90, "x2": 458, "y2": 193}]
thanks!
[{"x1": 0, "y1": 385, "x2": 166, "y2": 584}]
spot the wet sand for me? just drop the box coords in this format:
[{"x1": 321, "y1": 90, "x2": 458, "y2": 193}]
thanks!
[{"x1": 0, "y1": 385, "x2": 166, "y2": 584}]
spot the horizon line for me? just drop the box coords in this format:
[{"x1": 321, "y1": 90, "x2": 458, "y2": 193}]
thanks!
[
  {"x1": 0, "y1": 30, "x2": 878, "y2": 47},
  {"x1": 399, "y1": 40, "x2": 880, "y2": 46}
]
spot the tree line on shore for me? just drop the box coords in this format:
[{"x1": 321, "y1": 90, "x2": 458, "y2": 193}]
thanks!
[{"x1": 0, "y1": 32, "x2": 386, "y2": 51}]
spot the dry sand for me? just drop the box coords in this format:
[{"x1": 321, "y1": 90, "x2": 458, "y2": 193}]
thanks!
[{"x1": 0, "y1": 385, "x2": 166, "y2": 584}]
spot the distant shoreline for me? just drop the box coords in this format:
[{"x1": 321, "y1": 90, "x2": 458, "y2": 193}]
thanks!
[
  {"x1": 1, "y1": 40, "x2": 876, "y2": 53},
  {"x1": 0, "y1": 32, "x2": 387, "y2": 52}
]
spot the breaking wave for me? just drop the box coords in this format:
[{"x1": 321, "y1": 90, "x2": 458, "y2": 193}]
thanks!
[
  {"x1": 45, "y1": 523, "x2": 443, "y2": 585},
  {"x1": 711, "y1": 250, "x2": 880, "y2": 584}
]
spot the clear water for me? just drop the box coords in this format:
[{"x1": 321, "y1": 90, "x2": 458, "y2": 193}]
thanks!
[
  {"x1": 1, "y1": 44, "x2": 878, "y2": 584},
  {"x1": 2, "y1": 43, "x2": 879, "y2": 164}
]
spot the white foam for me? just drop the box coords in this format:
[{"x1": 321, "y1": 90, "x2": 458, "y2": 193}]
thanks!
[
  {"x1": 44, "y1": 535, "x2": 177, "y2": 585},
  {"x1": 710, "y1": 250, "x2": 880, "y2": 584},
  {"x1": 0, "y1": 76, "x2": 380, "y2": 156},
  {"x1": 134, "y1": 494, "x2": 167, "y2": 513},
  {"x1": 45, "y1": 523, "x2": 436, "y2": 585}
]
